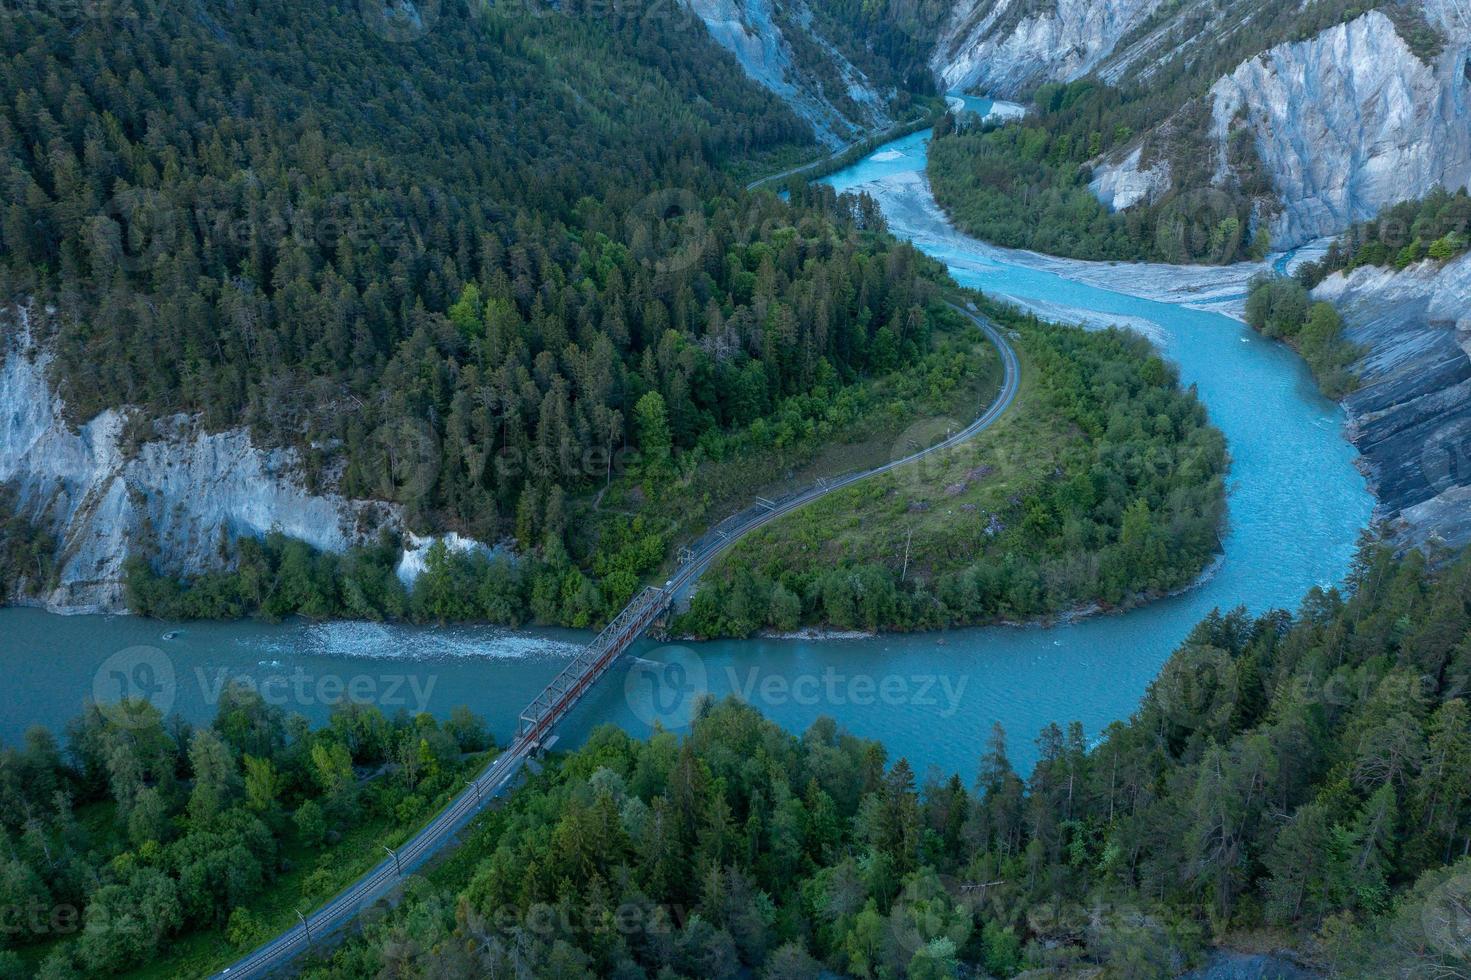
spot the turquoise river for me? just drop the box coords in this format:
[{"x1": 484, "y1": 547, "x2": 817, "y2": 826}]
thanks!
[{"x1": 0, "y1": 128, "x2": 1374, "y2": 775}]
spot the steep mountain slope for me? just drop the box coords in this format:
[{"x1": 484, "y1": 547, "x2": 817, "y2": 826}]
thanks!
[
  {"x1": 1, "y1": 307, "x2": 404, "y2": 613},
  {"x1": 1091, "y1": 1, "x2": 1471, "y2": 250},
  {"x1": 932, "y1": 0, "x2": 1164, "y2": 98},
  {"x1": 681, "y1": 0, "x2": 895, "y2": 146},
  {"x1": 0, "y1": 0, "x2": 946, "y2": 616}
]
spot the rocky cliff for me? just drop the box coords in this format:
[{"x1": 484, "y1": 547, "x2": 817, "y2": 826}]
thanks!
[
  {"x1": 1312, "y1": 253, "x2": 1471, "y2": 551},
  {"x1": 680, "y1": 0, "x2": 891, "y2": 147},
  {"x1": 1208, "y1": 5, "x2": 1471, "y2": 251},
  {"x1": 931, "y1": 0, "x2": 1163, "y2": 98},
  {"x1": 0, "y1": 306, "x2": 450, "y2": 614},
  {"x1": 1084, "y1": 2, "x2": 1471, "y2": 251}
]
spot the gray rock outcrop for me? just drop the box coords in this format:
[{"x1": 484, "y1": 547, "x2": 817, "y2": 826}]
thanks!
[
  {"x1": 680, "y1": 0, "x2": 890, "y2": 147},
  {"x1": 931, "y1": 0, "x2": 1164, "y2": 98},
  {"x1": 1313, "y1": 252, "x2": 1471, "y2": 550},
  {"x1": 0, "y1": 306, "x2": 413, "y2": 613}
]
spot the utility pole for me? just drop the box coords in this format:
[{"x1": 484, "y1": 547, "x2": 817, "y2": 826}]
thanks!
[
  {"x1": 382, "y1": 844, "x2": 402, "y2": 877},
  {"x1": 297, "y1": 909, "x2": 312, "y2": 943}
]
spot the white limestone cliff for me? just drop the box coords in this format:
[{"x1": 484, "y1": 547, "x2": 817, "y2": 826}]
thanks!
[
  {"x1": 1209, "y1": 7, "x2": 1471, "y2": 250},
  {"x1": 1089, "y1": 3, "x2": 1471, "y2": 249},
  {"x1": 0, "y1": 306, "x2": 468, "y2": 613},
  {"x1": 932, "y1": 0, "x2": 1164, "y2": 98}
]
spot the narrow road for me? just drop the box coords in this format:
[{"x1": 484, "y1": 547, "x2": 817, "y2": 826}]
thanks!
[{"x1": 215, "y1": 303, "x2": 1017, "y2": 978}]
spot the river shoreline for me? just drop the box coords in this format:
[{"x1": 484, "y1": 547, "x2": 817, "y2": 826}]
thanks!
[
  {"x1": 869, "y1": 161, "x2": 1269, "y2": 320},
  {"x1": 686, "y1": 550, "x2": 1230, "y2": 642},
  {"x1": 0, "y1": 127, "x2": 1372, "y2": 780}
]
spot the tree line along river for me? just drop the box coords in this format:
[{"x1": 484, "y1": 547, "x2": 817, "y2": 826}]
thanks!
[{"x1": 0, "y1": 127, "x2": 1373, "y2": 775}]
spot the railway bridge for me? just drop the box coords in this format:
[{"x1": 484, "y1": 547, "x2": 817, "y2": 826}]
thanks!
[{"x1": 215, "y1": 303, "x2": 1018, "y2": 978}]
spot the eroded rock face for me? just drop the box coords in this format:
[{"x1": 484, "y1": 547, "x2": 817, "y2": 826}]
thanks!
[
  {"x1": 680, "y1": 0, "x2": 889, "y2": 148},
  {"x1": 0, "y1": 307, "x2": 404, "y2": 613},
  {"x1": 1313, "y1": 253, "x2": 1471, "y2": 551},
  {"x1": 1210, "y1": 8, "x2": 1471, "y2": 251},
  {"x1": 932, "y1": 0, "x2": 1164, "y2": 98},
  {"x1": 1089, "y1": 145, "x2": 1169, "y2": 212},
  {"x1": 1081, "y1": 3, "x2": 1471, "y2": 253}
]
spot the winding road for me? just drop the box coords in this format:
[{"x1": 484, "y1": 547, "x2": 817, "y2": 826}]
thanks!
[{"x1": 215, "y1": 302, "x2": 1018, "y2": 978}]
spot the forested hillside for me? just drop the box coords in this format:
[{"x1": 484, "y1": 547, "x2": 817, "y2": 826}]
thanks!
[
  {"x1": 281, "y1": 543, "x2": 1471, "y2": 979},
  {"x1": 792, "y1": 0, "x2": 947, "y2": 97},
  {"x1": 1298, "y1": 186, "x2": 1471, "y2": 287},
  {"x1": 0, "y1": 0, "x2": 961, "y2": 616}
]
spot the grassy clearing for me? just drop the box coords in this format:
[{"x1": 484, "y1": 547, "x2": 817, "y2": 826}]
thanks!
[{"x1": 715, "y1": 353, "x2": 1050, "y2": 586}]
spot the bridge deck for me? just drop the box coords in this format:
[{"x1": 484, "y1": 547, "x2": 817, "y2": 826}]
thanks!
[{"x1": 517, "y1": 585, "x2": 671, "y2": 743}]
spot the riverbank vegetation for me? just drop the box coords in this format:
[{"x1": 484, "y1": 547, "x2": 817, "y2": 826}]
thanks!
[
  {"x1": 1244, "y1": 277, "x2": 1362, "y2": 398},
  {"x1": 287, "y1": 542, "x2": 1471, "y2": 979},
  {"x1": 0, "y1": 689, "x2": 493, "y2": 979},
  {"x1": 681, "y1": 300, "x2": 1227, "y2": 636},
  {"x1": 0, "y1": 487, "x2": 56, "y2": 602},
  {"x1": 1297, "y1": 186, "x2": 1471, "y2": 288}
]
